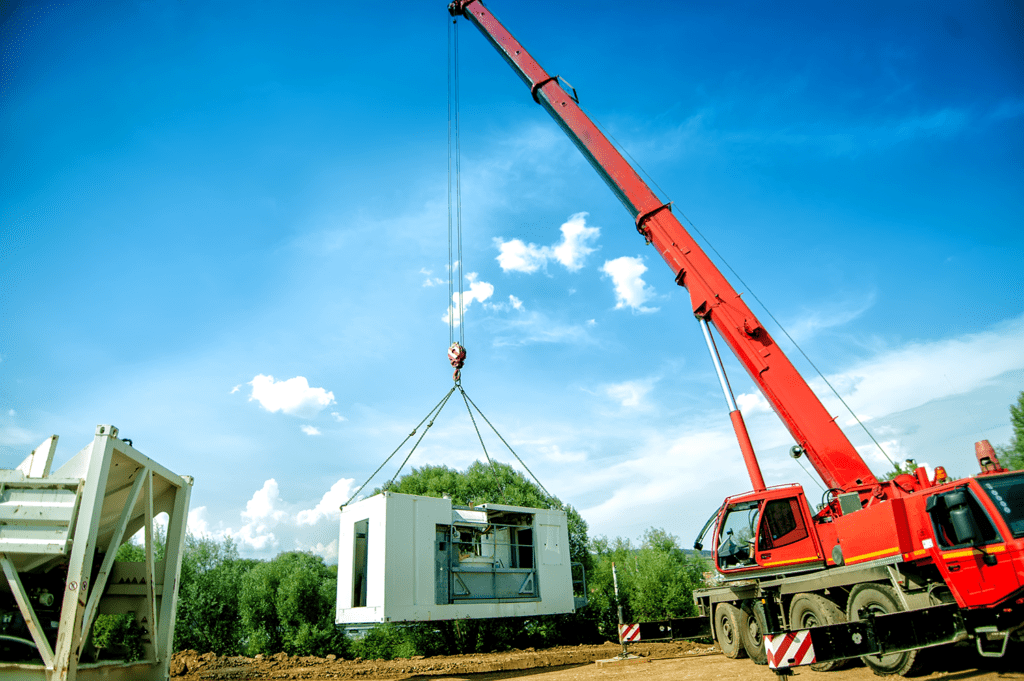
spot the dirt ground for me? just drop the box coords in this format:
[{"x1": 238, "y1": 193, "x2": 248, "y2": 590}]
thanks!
[{"x1": 170, "y1": 640, "x2": 1023, "y2": 681}]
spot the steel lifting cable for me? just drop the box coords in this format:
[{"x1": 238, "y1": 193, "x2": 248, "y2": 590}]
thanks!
[
  {"x1": 447, "y1": 17, "x2": 467, "y2": 371},
  {"x1": 460, "y1": 387, "x2": 553, "y2": 499},
  {"x1": 578, "y1": 101, "x2": 895, "y2": 469},
  {"x1": 342, "y1": 385, "x2": 457, "y2": 507}
]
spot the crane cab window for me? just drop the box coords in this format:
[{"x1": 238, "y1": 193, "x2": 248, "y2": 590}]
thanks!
[
  {"x1": 717, "y1": 500, "x2": 760, "y2": 570},
  {"x1": 758, "y1": 498, "x2": 809, "y2": 551}
]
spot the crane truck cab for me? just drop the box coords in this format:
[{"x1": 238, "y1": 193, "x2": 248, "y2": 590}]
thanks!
[{"x1": 713, "y1": 485, "x2": 824, "y2": 576}]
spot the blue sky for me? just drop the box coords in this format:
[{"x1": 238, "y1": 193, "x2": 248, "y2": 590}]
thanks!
[{"x1": 2, "y1": 0, "x2": 1022, "y2": 561}]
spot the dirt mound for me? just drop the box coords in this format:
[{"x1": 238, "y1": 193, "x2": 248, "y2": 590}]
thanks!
[{"x1": 169, "y1": 641, "x2": 717, "y2": 680}]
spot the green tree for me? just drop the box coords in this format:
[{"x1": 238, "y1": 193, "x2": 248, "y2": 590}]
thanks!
[
  {"x1": 588, "y1": 528, "x2": 708, "y2": 637},
  {"x1": 239, "y1": 551, "x2": 346, "y2": 657},
  {"x1": 174, "y1": 535, "x2": 259, "y2": 654},
  {"x1": 995, "y1": 391, "x2": 1024, "y2": 470}
]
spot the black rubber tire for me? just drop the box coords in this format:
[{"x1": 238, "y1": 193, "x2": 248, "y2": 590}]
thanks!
[
  {"x1": 714, "y1": 602, "x2": 748, "y2": 659},
  {"x1": 847, "y1": 584, "x2": 918, "y2": 676},
  {"x1": 788, "y1": 593, "x2": 850, "y2": 672},
  {"x1": 740, "y1": 600, "x2": 768, "y2": 665}
]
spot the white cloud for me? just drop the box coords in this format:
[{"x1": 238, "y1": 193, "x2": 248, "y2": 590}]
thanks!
[
  {"x1": 495, "y1": 213, "x2": 600, "y2": 273},
  {"x1": 301, "y1": 425, "x2": 321, "y2": 436},
  {"x1": 736, "y1": 391, "x2": 771, "y2": 414},
  {"x1": 248, "y1": 374, "x2": 335, "y2": 418},
  {"x1": 297, "y1": 478, "x2": 354, "y2": 526},
  {"x1": 331, "y1": 412, "x2": 347, "y2": 422},
  {"x1": 443, "y1": 272, "x2": 495, "y2": 327},
  {"x1": 813, "y1": 315, "x2": 1024, "y2": 426},
  {"x1": 605, "y1": 379, "x2": 656, "y2": 408},
  {"x1": 495, "y1": 238, "x2": 548, "y2": 274},
  {"x1": 782, "y1": 293, "x2": 876, "y2": 342},
  {"x1": 601, "y1": 256, "x2": 658, "y2": 312},
  {"x1": 188, "y1": 477, "x2": 355, "y2": 561},
  {"x1": 509, "y1": 295, "x2": 524, "y2": 310},
  {"x1": 537, "y1": 444, "x2": 587, "y2": 464},
  {"x1": 0, "y1": 425, "x2": 36, "y2": 447},
  {"x1": 490, "y1": 311, "x2": 595, "y2": 346},
  {"x1": 230, "y1": 385, "x2": 241, "y2": 394},
  {"x1": 551, "y1": 213, "x2": 600, "y2": 271},
  {"x1": 420, "y1": 267, "x2": 447, "y2": 287}
]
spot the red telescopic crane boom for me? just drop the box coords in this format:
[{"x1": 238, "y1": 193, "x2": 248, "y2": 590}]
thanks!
[{"x1": 449, "y1": 0, "x2": 878, "y2": 492}]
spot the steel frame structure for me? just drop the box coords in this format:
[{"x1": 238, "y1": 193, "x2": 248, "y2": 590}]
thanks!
[{"x1": 0, "y1": 425, "x2": 192, "y2": 681}]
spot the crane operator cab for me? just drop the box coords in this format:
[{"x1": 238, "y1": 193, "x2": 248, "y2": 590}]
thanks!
[{"x1": 712, "y1": 486, "x2": 823, "y2": 575}]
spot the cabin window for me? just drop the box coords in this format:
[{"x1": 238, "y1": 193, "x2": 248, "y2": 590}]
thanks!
[
  {"x1": 758, "y1": 498, "x2": 809, "y2": 551},
  {"x1": 352, "y1": 519, "x2": 369, "y2": 607}
]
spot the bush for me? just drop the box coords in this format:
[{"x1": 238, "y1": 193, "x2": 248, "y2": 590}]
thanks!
[
  {"x1": 91, "y1": 613, "x2": 144, "y2": 662},
  {"x1": 239, "y1": 552, "x2": 347, "y2": 657},
  {"x1": 351, "y1": 623, "x2": 418, "y2": 660},
  {"x1": 588, "y1": 528, "x2": 708, "y2": 637},
  {"x1": 174, "y1": 535, "x2": 258, "y2": 655}
]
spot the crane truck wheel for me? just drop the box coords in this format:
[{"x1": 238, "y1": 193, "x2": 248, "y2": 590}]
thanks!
[
  {"x1": 847, "y1": 584, "x2": 918, "y2": 676},
  {"x1": 788, "y1": 593, "x2": 850, "y2": 671},
  {"x1": 714, "y1": 603, "x2": 748, "y2": 659},
  {"x1": 740, "y1": 600, "x2": 767, "y2": 665}
]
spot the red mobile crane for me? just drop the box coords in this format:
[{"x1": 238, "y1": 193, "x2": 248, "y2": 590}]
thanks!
[{"x1": 449, "y1": 0, "x2": 1024, "y2": 675}]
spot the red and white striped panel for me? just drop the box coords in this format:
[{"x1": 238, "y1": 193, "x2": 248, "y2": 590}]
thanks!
[
  {"x1": 766, "y1": 630, "x2": 816, "y2": 669},
  {"x1": 618, "y1": 623, "x2": 640, "y2": 642}
]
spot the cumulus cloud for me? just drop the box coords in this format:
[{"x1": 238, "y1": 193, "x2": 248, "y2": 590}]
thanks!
[
  {"x1": 297, "y1": 478, "x2": 354, "y2": 526},
  {"x1": 736, "y1": 391, "x2": 771, "y2": 414},
  {"x1": 495, "y1": 213, "x2": 600, "y2": 273},
  {"x1": 301, "y1": 425, "x2": 321, "y2": 436},
  {"x1": 443, "y1": 273, "x2": 495, "y2": 327},
  {"x1": 187, "y1": 477, "x2": 355, "y2": 561},
  {"x1": 601, "y1": 256, "x2": 658, "y2": 312},
  {"x1": 330, "y1": 412, "x2": 347, "y2": 422},
  {"x1": 248, "y1": 375, "x2": 335, "y2": 418},
  {"x1": 496, "y1": 239, "x2": 547, "y2": 274}
]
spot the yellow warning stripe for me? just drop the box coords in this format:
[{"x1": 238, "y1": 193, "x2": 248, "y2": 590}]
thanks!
[
  {"x1": 941, "y1": 545, "x2": 1006, "y2": 560},
  {"x1": 762, "y1": 555, "x2": 821, "y2": 567},
  {"x1": 846, "y1": 546, "x2": 900, "y2": 564},
  {"x1": 903, "y1": 548, "x2": 929, "y2": 560}
]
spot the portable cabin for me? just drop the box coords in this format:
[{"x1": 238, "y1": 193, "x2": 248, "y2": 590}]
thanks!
[{"x1": 336, "y1": 492, "x2": 576, "y2": 626}]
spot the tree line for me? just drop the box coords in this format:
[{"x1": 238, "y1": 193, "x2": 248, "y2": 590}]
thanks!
[{"x1": 110, "y1": 459, "x2": 708, "y2": 659}]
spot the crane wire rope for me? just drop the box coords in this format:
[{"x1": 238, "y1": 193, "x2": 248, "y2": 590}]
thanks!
[
  {"x1": 448, "y1": 17, "x2": 465, "y2": 350},
  {"x1": 576, "y1": 100, "x2": 895, "y2": 469},
  {"x1": 460, "y1": 388, "x2": 553, "y2": 499},
  {"x1": 343, "y1": 385, "x2": 458, "y2": 507}
]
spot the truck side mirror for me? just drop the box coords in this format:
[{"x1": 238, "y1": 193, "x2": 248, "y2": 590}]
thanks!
[{"x1": 945, "y1": 490, "x2": 980, "y2": 545}]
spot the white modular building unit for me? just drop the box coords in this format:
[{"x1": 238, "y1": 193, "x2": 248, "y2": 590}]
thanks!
[{"x1": 336, "y1": 492, "x2": 575, "y2": 625}]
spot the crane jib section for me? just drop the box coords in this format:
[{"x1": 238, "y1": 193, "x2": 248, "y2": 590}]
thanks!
[{"x1": 450, "y1": 0, "x2": 878, "y2": 492}]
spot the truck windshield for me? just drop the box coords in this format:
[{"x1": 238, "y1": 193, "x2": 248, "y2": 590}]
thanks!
[{"x1": 978, "y1": 472, "x2": 1024, "y2": 539}]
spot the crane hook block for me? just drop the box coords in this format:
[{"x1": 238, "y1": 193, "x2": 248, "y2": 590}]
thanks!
[{"x1": 448, "y1": 343, "x2": 467, "y2": 382}]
